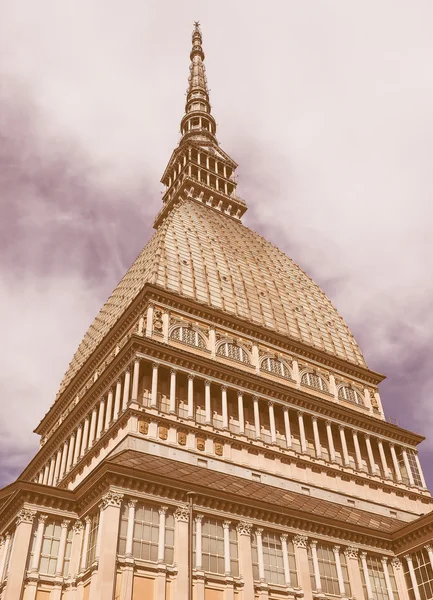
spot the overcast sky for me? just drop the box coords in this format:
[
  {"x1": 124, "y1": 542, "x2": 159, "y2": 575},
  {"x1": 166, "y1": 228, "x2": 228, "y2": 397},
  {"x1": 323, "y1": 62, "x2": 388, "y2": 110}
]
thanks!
[{"x1": 1, "y1": 1, "x2": 433, "y2": 491}]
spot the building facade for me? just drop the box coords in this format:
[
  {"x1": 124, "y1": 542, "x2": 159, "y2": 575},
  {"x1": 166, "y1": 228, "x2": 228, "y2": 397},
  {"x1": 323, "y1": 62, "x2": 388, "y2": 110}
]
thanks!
[{"x1": 1, "y1": 22, "x2": 433, "y2": 600}]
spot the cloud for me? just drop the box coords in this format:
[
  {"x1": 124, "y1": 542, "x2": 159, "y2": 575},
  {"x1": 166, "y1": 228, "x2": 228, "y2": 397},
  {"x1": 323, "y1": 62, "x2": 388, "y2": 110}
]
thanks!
[{"x1": 0, "y1": 1, "x2": 433, "y2": 491}]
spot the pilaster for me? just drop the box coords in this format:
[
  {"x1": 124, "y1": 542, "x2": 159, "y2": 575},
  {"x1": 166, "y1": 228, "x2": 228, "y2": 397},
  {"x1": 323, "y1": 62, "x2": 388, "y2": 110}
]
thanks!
[
  {"x1": 236, "y1": 521, "x2": 254, "y2": 600},
  {"x1": 3, "y1": 508, "x2": 36, "y2": 600}
]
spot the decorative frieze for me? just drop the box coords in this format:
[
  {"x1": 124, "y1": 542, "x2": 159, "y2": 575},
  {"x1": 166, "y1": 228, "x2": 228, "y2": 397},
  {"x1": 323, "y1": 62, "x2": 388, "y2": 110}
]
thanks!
[
  {"x1": 236, "y1": 521, "x2": 253, "y2": 536},
  {"x1": 174, "y1": 506, "x2": 190, "y2": 522},
  {"x1": 344, "y1": 546, "x2": 359, "y2": 559},
  {"x1": 15, "y1": 508, "x2": 36, "y2": 525},
  {"x1": 100, "y1": 491, "x2": 124, "y2": 509},
  {"x1": 293, "y1": 534, "x2": 308, "y2": 549}
]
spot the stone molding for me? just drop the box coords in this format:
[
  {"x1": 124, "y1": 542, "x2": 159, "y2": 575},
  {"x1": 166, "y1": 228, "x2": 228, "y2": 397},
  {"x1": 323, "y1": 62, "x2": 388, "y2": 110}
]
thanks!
[
  {"x1": 174, "y1": 506, "x2": 189, "y2": 522},
  {"x1": 344, "y1": 546, "x2": 359, "y2": 559},
  {"x1": 73, "y1": 519, "x2": 84, "y2": 533},
  {"x1": 236, "y1": 521, "x2": 253, "y2": 536},
  {"x1": 293, "y1": 534, "x2": 308, "y2": 549},
  {"x1": 392, "y1": 557, "x2": 402, "y2": 569}
]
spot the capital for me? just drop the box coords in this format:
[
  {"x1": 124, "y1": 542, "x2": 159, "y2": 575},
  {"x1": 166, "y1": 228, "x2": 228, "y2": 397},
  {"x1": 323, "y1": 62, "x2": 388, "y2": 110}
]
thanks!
[
  {"x1": 221, "y1": 385, "x2": 228, "y2": 392},
  {"x1": 268, "y1": 400, "x2": 274, "y2": 408},
  {"x1": 84, "y1": 516, "x2": 92, "y2": 525},
  {"x1": 311, "y1": 415, "x2": 318, "y2": 423},
  {"x1": 61, "y1": 519, "x2": 71, "y2": 529},
  {"x1": 188, "y1": 374, "x2": 195, "y2": 381},
  {"x1": 333, "y1": 545, "x2": 340, "y2": 553},
  {"x1": 344, "y1": 546, "x2": 359, "y2": 559},
  {"x1": 236, "y1": 521, "x2": 253, "y2": 536},
  {"x1": 338, "y1": 424, "x2": 345, "y2": 432},
  {"x1": 381, "y1": 557, "x2": 389, "y2": 566},
  {"x1": 127, "y1": 499, "x2": 138, "y2": 509},
  {"x1": 152, "y1": 362, "x2": 160, "y2": 370},
  {"x1": 404, "y1": 554, "x2": 413, "y2": 563},
  {"x1": 360, "y1": 551, "x2": 368, "y2": 560},
  {"x1": 100, "y1": 490, "x2": 124, "y2": 509},
  {"x1": 237, "y1": 390, "x2": 243, "y2": 398},
  {"x1": 195, "y1": 514, "x2": 204, "y2": 524},
  {"x1": 391, "y1": 557, "x2": 402, "y2": 570},
  {"x1": 310, "y1": 539, "x2": 318, "y2": 549},
  {"x1": 72, "y1": 520, "x2": 84, "y2": 533},
  {"x1": 16, "y1": 508, "x2": 36, "y2": 525},
  {"x1": 37, "y1": 514, "x2": 49, "y2": 526},
  {"x1": 170, "y1": 368, "x2": 177, "y2": 376},
  {"x1": 174, "y1": 506, "x2": 189, "y2": 522},
  {"x1": 280, "y1": 534, "x2": 288, "y2": 542},
  {"x1": 158, "y1": 506, "x2": 169, "y2": 516},
  {"x1": 293, "y1": 534, "x2": 308, "y2": 549},
  {"x1": 425, "y1": 544, "x2": 433, "y2": 553},
  {"x1": 255, "y1": 527, "x2": 264, "y2": 537},
  {"x1": 222, "y1": 520, "x2": 231, "y2": 530},
  {"x1": 205, "y1": 379, "x2": 211, "y2": 387}
]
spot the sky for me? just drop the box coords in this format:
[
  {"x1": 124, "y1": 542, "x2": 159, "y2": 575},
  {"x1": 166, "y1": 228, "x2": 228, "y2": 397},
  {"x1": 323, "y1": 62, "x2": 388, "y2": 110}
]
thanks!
[{"x1": 1, "y1": 1, "x2": 433, "y2": 490}]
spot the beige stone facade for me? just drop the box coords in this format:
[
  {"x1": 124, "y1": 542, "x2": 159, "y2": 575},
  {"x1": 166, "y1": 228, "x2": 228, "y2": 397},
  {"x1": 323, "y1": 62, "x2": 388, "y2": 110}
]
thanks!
[{"x1": 1, "y1": 22, "x2": 432, "y2": 600}]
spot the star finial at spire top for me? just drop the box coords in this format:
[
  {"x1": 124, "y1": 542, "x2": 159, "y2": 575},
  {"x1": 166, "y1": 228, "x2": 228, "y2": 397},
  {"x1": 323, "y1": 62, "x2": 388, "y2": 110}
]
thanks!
[{"x1": 194, "y1": 21, "x2": 201, "y2": 30}]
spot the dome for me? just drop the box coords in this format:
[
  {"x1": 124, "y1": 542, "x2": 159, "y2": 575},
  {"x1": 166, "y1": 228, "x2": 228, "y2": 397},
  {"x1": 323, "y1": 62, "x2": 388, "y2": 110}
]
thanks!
[{"x1": 58, "y1": 199, "x2": 366, "y2": 397}]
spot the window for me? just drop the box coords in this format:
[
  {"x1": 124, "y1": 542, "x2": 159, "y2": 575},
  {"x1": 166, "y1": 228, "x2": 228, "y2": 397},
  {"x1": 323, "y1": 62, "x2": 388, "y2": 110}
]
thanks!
[
  {"x1": 194, "y1": 518, "x2": 239, "y2": 576},
  {"x1": 261, "y1": 357, "x2": 291, "y2": 379},
  {"x1": 252, "y1": 531, "x2": 297, "y2": 587},
  {"x1": 62, "y1": 528, "x2": 73, "y2": 577},
  {"x1": 170, "y1": 325, "x2": 206, "y2": 349},
  {"x1": 301, "y1": 372, "x2": 328, "y2": 392},
  {"x1": 404, "y1": 549, "x2": 433, "y2": 600},
  {"x1": 338, "y1": 386, "x2": 364, "y2": 406},
  {"x1": 118, "y1": 503, "x2": 174, "y2": 564},
  {"x1": 406, "y1": 451, "x2": 424, "y2": 488},
  {"x1": 2, "y1": 533, "x2": 14, "y2": 580},
  {"x1": 86, "y1": 513, "x2": 99, "y2": 568},
  {"x1": 360, "y1": 555, "x2": 399, "y2": 600},
  {"x1": 217, "y1": 342, "x2": 250, "y2": 364},
  {"x1": 308, "y1": 543, "x2": 351, "y2": 596}
]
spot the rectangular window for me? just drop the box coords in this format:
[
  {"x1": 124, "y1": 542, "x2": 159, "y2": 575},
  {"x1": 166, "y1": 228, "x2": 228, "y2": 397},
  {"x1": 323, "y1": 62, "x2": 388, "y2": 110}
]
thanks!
[
  {"x1": 117, "y1": 503, "x2": 174, "y2": 564},
  {"x1": 252, "y1": 531, "x2": 298, "y2": 587},
  {"x1": 39, "y1": 522, "x2": 62, "y2": 575},
  {"x1": 360, "y1": 555, "x2": 399, "y2": 600},
  {"x1": 404, "y1": 549, "x2": 433, "y2": 600},
  {"x1": 193, "y1": 518, "x2": 238, "y2": 576},
  {"x1": 308, "y1": 543, "x2": 351, "y2": 596},
  {"x1": 3, "y1": 533, "x2": 14, "y2": 580},
  {"x1": 406, "y1": 451, "x2": 423, "y2": 488},
  {"x1": 86, "y1": 513, "x2": 100, "y2": 568}
]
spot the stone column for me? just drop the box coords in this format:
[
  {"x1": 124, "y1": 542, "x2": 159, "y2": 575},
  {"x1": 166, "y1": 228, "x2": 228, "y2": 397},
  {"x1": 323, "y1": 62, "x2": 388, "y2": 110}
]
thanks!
[
  {"x1": 53, "y1": 448, "x2": 62, "y2": 485},
  {"x1": 90, "y1": 491, "x2": 124, "y2": 600},
  {"x1": 2, "y1": 509, "x2": 36, "y2": 600},
  {"x1": 391, "y1": 557, "x2": 409, "y2": 600},
  {"x1": 42, "y1": 465, "x2": 49, "y2": 485},
  {"x1": 344, "y1": 546, "x2": 364, "y2": 600},
  {"x1": 329, "y1": 374, "x2": 337, "y2": 398},
  {"x1": 81, "y1": 417, "x2": 90, "y2": 456},
  {"x1": 426, "y1": 544, "x2": 433, "y2": 570},
  {"x1": 151, "y1": 363, "x2": 159, "y2": 408},
  {"x1": 169, "y1": 369, "x2": 177, "y2": 414},
  {"x1": 195, "y1": 515, "x2": 203, "y2": 569},
  {"x1": 236, "y1": 522, "x2": 254, "y2": 599},
  {"x1": 105, "y1": 388, "x2": 114, "y2": 429},
  {"x1": 209, "y1": 327, "x2": 216, "y2": 358},
  {"x1": 222, "y1": 386, "x2": 229, "y2": 430},
  {"x1": 402, "y1": 449, "x2": 415, "y2": 485},
  {"x1": 390, "y1": 444, "x2": 403, "y2": 482},
  {"x1": 339, "y1": 426, "x2": 350, "y2": 466},
  {"x1": 137, "y1": 314, "x2": 145, "y2": 335},
  {"x1": 253, "y1": 396, "x2": 261, "y2": 439},
  {"x1": 268, "y1": 402, "x2": 277, "y2": 444},
  {"x1": 158, "y1": 506, "x2": 168, "y2": 562},
  {"x1": 352, "y1": 431, "x2": 363, "y2": 471},
  {"x1": 312, "y1": 416, "x2": 322, "y2": 458},
  {"x1": 378, "y1": 440, "x2": 390, "y2": 478},
  {"x1": 365, "y1": 435, "x2": 376, "y2": 475},
  {"x1": 237, "y1": 391, "x2": 245, "y2": 435},
  {"x1": 310, "y1": 540, "x2": 322, "y2": 592},
  {"x1": 223, "y1": 521, "x2": 231, "y2": 575},
  {"x1": 122, "y1": 368, "x2": 131, "y2": 411},
  {"x1": 298, "y1": 411, "x2": 307, "y2": 453},
  {"x1": 283, "y1": 407, "x2": 292, "y2": 448},
  {"x1": 48, "y1": 455, "x2": 56, "y2": 486},
  {"x1": 113, "y1": 378, "x2": 122, "y2": 420},
  {"x1": 89, "y1": 406, "x2": 98, "y2": 447},
  {"x1": 0, "y1": 533, "x2": 11, "y2": 582},
  {"x1": 293, "y1": 535, "x2": 313, "y2": 598},
  {"x1": 29, "y1": 514, "x2": 48, "y2": 572},
  {"x1": 96, "y1": 397, "x2": 105, "y2": 439},
  {"x1": 381, "y1": 557, "x2": 395, "y2": 600},
  {"x1": 69, "y1": 520, "x2": 84, "y2": 579},
  {"x1": 120, "y1": 500, "x2": 137, "y2": 600},
  {"x1": 326, "y1": 421, "x2": 336, "y2": 462},
  {"x1": 360, "y1": 552, "x2": 374, "y2": 600},
  {"x1": 205, "y1": 380, "x2": 212, "y2": 424},
  {"x1": 64, "y1": 432, "x2": 75, "y2": 473},
  {"x1": 59, "y1": 440, "x2": 69, "y2": 481},
  {"x1": 173, "y1": 506, "x2": 189, "y2": 599},
  {"x1": 55, "y1": 519, "x2": 71, "y2": 577},
  {"x1": 187, "y1": 375, "x2": 195, "y2": 419},
  {"x1": 131, "y1": 358, "x2": 141, "y2": 403},
  {"x1": 255, "y1": 528, "x2": 266, "y2": 582},
  {"x1": 405, "y1": 554, "x2": 421, "y2": 600},
  {"x1": 333, "y1": 545, "x2": 346, "y2": 596},
  {"x1": 280, "y1": 534, "x2": 291, "y2": 586},
  {"x1": 162, "y1": 309, "x2": 170, "y2": 344},
  {"x1": 146, "y1": 303, "x2": 154, "y2": 337}
]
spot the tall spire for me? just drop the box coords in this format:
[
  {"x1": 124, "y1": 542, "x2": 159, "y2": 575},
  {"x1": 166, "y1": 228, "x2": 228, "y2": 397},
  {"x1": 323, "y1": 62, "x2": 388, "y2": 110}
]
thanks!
[
  {"x1": 180, "y1": 21, "x2": 216, "y2": 144},
  {"x1": 156, "y1": 22, "x2": 247, "y2": 228}
]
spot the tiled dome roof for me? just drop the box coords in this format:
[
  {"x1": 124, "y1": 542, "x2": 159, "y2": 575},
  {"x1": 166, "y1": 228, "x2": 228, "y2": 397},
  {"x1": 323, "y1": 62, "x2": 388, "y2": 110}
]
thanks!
[{"x1": 58, "y1": 199, "x2": 366, "y2": 396}]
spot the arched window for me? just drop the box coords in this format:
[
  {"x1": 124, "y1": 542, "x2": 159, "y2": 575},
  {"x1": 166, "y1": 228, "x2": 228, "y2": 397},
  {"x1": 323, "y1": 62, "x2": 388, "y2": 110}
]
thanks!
[
  {"x1": 301, "y1": 372, "x2": 328, "y2": 392},
  {"x1": 170, "y1": 325, "x2": 206, "y2": 349},
  {"x1": 338, "y1": 386, "x2": 364, "y2": 405},
  {"x1": 261, "y1": 357, "x2": 291, "y2": 379},
  {"x1": 217, "y1": 341, "x2": 251, "y2": 365}
]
